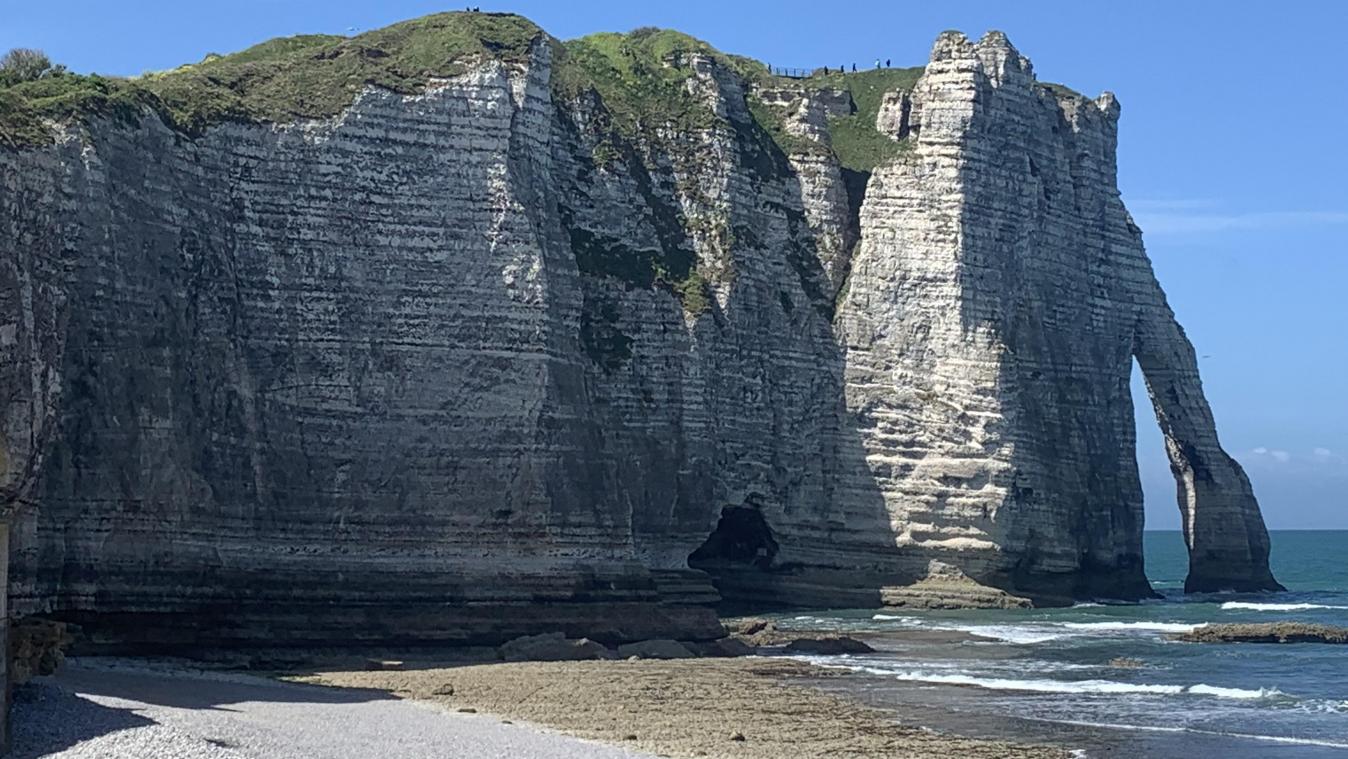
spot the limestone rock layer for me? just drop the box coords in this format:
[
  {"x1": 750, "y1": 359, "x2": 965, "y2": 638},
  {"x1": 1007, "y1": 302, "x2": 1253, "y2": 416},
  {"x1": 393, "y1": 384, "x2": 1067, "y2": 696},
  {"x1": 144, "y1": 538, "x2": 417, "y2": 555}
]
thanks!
[{"x1": 0, "y1": 19, "x2": 1279, "y2": 646}]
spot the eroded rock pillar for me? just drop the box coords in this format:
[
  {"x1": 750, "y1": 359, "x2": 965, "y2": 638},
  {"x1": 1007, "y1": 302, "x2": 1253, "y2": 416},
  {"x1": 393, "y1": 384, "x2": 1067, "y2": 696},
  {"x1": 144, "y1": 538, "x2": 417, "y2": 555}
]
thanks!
[{"x1": 1134, "y1": 305, "x2": 1282, "y2": 593}]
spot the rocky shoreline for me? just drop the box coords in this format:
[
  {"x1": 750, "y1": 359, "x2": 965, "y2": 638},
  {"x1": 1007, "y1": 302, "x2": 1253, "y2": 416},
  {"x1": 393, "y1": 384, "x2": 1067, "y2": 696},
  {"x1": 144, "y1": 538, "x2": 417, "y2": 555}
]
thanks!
[
  {"x1": 480, "y1": 617, "x2": 877, "y2": 664},
  {"x1": 1176, "y1": 622, "x2": 1348, "y2": 644},
  {"x1": 24, "y1": 612, "x2": 1348, "y2": 757},
  {"x1": 293, "y1": 656, "x2": 1066, "y2": 759},
  {"x1": 209, "y1": 619, "x2": 1066, "y2": 757}
]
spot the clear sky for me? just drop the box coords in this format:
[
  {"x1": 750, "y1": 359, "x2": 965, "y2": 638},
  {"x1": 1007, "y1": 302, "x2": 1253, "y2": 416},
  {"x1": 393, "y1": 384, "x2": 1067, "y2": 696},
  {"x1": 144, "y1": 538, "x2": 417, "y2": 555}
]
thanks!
[{"x1": 4, "y1": 1, "x2": 1345, "y2": 529}]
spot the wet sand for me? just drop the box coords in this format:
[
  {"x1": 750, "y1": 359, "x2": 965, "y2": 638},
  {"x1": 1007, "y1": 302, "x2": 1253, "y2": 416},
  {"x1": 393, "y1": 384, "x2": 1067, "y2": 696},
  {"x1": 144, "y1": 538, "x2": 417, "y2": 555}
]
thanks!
[{"x1": 294, "y1": 657, "x2": 1067, "y2": 759}]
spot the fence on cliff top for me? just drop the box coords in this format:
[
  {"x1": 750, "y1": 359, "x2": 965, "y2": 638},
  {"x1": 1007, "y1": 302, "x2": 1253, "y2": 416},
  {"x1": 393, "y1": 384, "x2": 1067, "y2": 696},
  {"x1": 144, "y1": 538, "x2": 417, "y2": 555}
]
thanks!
[{"x1": 768, "y1": 65, "x2": 892, "y2": 78}]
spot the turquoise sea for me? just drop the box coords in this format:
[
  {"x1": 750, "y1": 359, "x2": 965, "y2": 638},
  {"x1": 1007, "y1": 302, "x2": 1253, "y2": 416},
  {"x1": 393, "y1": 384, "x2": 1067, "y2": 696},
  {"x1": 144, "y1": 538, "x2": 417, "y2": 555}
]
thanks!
[{"x1": 774, "y1": 530, "x2": 1348, "y2": 757}]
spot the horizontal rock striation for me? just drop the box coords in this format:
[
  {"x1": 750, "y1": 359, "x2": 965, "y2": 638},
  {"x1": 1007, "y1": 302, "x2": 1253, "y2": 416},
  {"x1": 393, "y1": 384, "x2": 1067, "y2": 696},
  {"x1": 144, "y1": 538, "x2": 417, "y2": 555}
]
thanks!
[
  {"x1": 0, "y1": 14, "x2": 1278, "y2": 647},
  {"x1": 834, "y1": 31, "x2": 1278, "y2": 599}
]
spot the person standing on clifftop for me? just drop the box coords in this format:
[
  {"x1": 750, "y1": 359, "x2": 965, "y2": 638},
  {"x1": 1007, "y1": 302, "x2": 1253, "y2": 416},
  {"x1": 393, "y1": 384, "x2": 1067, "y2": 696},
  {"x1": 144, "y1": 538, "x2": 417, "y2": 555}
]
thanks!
[{"x1": 875, "y1": 58, "x2": 881, "y2": 69}]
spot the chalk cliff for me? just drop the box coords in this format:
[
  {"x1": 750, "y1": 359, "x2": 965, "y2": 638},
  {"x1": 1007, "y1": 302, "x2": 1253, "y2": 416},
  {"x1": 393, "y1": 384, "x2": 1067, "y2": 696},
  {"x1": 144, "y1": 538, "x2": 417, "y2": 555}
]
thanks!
[{"x1": 0, "y1": 14, "x2": 1280, "y2": 647}]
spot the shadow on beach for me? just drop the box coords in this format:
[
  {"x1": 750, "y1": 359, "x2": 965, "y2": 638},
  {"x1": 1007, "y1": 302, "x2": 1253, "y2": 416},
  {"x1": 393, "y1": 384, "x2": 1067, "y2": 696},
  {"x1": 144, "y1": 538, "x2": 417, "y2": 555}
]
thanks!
[
  {"x1": 8, "y1": 658, "x2": 402, "y2": 757},
  {"x1": 9, "y1": 681, "x2": 155, "y2": 758}
]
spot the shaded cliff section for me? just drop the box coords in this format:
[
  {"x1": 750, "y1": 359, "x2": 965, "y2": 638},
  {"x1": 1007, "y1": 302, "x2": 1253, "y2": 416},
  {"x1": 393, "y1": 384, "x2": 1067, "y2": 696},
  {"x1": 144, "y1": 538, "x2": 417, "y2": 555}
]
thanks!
[
  {"x1": 0, "y1": 27, "x2": 722, "y2": 648},
  {"x1": 0, "y1": 142, "x2": 69, "y2": 522},
  {"x1": 0, "y1": 13, "x2": 1278, "y2": 648}
]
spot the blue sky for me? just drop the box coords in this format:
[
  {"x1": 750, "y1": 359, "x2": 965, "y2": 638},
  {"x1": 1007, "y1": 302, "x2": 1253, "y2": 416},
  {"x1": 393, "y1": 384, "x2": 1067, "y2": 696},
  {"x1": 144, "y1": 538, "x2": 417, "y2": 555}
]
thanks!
[{"x1": 5, "y1": 1, "x2": 1345, "y2": 529}]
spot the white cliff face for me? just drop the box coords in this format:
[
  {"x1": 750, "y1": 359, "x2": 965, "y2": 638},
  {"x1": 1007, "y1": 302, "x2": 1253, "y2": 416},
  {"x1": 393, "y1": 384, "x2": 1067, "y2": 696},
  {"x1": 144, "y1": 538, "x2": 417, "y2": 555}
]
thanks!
[
  {"x1": 0, "y1": 22, "x2": 1278, "y2": 647},
  {"x1": 753, "y1": 85, "x2": 860, "y2": 289},
  {"x1": 837, "y1": 31, "x2": 1277, "y2": 598},
  {"x1": 874, "y1": 89, "x2": 917, "y2": 140}
]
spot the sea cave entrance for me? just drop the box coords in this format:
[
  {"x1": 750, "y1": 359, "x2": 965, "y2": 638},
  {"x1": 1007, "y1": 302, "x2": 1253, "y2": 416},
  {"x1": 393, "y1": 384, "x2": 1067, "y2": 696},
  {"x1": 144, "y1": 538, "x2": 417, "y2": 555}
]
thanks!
[{"x1": 687, "y1": 502, "x2": 779, "y2": 571}]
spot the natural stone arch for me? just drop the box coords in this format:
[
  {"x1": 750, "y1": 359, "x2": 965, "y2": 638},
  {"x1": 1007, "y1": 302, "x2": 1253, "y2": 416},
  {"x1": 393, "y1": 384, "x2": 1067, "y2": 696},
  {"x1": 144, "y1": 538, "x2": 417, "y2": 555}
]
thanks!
[{"x1": 1134, "y1": 310, "x2": 1283, "y2": 593}]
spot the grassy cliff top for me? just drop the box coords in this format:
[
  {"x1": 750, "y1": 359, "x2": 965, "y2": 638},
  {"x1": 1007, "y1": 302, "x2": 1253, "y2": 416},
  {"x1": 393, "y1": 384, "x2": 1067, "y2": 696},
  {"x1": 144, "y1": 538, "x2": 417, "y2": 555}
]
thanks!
[
  {"x1": 819, "y1": 67, "x2": 924, "y2": 172},
  {"x1": 553, "y1": 28, "x2": 924, "y2": 172},
  {"x1": 0, "y1": 12, "x2": 544, "y2": 146},
  {"x1": 553, "y1": 28, "x2": 724, "y2": 136},
  {"x1": 0, "y1": 11, "x2": 923, "y2": 172}
]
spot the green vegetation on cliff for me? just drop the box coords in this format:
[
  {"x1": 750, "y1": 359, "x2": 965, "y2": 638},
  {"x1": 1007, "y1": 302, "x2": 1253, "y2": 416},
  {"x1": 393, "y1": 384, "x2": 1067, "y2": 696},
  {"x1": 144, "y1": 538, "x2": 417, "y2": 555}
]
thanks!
[
  {"x1": 821, "y1": 67, "x2": 923, "y2": 172},
  {"x1": 0, "y1": 13, "x2": 923, "y2": 325},
  {"x1": 729, "y1": 62, "x2": 924, "y2": 173},
  {"x1": 548, "y1": 27, "x2": 921, "y2": 318},
  {"x1": 554, "y1": 28, "x2": 722, "y2": 137},
  {"x1": 2, "y1": 12, "x2": 921, "y2": 173},
  {"x1": 0, "y1": 13, "x2": 543, "y2": 146},
  {"x1": 553, "y1": 28, "x2": 740, "y2": 318}
]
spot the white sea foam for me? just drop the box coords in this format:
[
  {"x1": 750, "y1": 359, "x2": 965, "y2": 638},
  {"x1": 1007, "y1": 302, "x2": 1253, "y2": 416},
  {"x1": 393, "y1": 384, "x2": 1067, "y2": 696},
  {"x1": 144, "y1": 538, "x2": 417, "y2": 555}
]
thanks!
[
  {"x1": 858, "y1": 659, "x2": 1103, "y2": 676},
  {"x1": 1057, "y1": 621, "x2": 1205, "y2": 633},
  {"x1": 951, "y1": 620, "x2": 1203, "y2": 644},
  {"x1": 880, "y1": 671, "x2": 1286, "y2": 700},
  {"x1": 1187, "y1": 684, "x2": 1287, "y2": 700},
  {"x1": 954, "y1": 625, "x2": 1067, "y2": 644},
  {"x1": 870, "y1": 614, "x2": 921, "y2": 625},
  {"x1": 1221, "y1": 601, "x2": 1348, "y2": 611},
  {"x1": 1295, "y1": 698, "x2": 1348, "y2": 714},
  {"x1": 1052, "y1": 719, "x2": 1348, "y2": 750},
  {"x1": 884, "y1": 671, "x2": 1185, "y2": 695}
]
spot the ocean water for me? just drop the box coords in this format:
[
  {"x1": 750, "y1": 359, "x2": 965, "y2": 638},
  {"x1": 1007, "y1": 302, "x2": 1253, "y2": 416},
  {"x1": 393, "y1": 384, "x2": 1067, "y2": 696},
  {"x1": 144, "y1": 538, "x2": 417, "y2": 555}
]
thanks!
[{"x1": 775, "y1": 530, "x2": 1348, "y2": 757}]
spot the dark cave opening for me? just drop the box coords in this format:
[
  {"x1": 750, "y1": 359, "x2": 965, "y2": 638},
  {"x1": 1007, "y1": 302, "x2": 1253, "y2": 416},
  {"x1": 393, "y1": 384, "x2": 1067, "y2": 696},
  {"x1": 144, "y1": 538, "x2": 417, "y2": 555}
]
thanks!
[
  {"x1": 840, "y1": 167, "x2": 870, "y2": 244},
  {"x1": 687, "y1": 504, "x2": 780, "y2": 570}
]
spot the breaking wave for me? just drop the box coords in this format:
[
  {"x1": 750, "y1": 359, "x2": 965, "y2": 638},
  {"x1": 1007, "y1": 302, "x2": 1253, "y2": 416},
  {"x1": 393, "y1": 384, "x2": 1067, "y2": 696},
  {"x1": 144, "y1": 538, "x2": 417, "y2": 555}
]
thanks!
[
  {"x1": 1220, "y1": 601, "x2": 1348, "y2": 612},
  {"x1": 879, "y1": 670, "x2": 1285, "y2": 700},
  {"x1": 955, "y1": 625, "x2": 1067, "y2": 644},
  {"x1": 1057, "y1": 621, "x2": 1205, "y2": 633},
  {"x1": 1187, "y1": 683, "x2": 1288, "y2": 700},
  {"x1": 870, "y1": 614, "x2": 921, "y2": 624},
  {"x1": 947, "y1": 620, "x2": 1205, "y2": 644}
]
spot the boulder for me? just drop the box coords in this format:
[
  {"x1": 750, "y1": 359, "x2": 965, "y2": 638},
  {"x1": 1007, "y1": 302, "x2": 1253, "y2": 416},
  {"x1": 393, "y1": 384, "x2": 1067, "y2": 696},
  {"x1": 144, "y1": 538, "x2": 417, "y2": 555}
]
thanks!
[
  {"x1": 498, "y1": 633, "x2": 616, "y2": 662},
  {"x1": 569, "y1": 638, "x2": 617, "y2": 659},
  {"x1": 726, "y1": 617, "x2": 774, "y2": 636},
  {"x1": 615, "y1": 639, "x2": 696, "y2": 660},
  {"x1": 9, "y1": 618, "x2": 74, "y2": 685},
  {"x1": 782, "y1": 636, "x2": 875, "y2": 655},
  {"x1": 689, "y1": 637, "x2": 756, "y2": 658}
]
